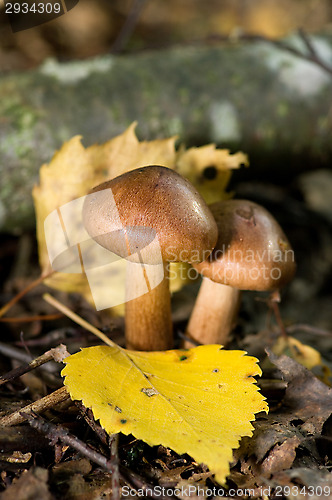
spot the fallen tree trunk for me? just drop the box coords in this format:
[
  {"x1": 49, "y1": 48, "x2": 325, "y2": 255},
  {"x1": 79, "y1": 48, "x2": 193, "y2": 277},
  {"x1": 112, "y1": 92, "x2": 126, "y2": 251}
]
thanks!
[{"x1": 1, "y1": 34, "x2": 332, "y2": 232}]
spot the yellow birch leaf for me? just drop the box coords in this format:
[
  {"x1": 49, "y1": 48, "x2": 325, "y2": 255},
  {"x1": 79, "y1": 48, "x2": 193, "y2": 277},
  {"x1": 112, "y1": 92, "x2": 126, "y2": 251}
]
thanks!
[
  {"x1": 62, "y1": 344, "x2": 268, "y2": 484},
  {"x1": 33, "y1": 124, "x2": 247, "y2": 312}
]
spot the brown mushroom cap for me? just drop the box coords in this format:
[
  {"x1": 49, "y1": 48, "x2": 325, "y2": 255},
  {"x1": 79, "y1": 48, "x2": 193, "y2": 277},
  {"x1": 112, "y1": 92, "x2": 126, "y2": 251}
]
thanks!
[
  {"x1": 82, "y1": 165, "x2": 218, "y2": 264},
  {"x1": 194, "y1": 199, "x2": 296, "y2": 291}
]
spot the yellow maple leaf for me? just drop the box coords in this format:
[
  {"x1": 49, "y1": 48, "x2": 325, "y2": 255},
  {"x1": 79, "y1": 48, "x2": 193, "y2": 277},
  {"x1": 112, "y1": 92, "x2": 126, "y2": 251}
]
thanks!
[
  {"x1": 33, "y1": 124, "x2": 247, "y2": 313},
  {"x1": 62, "y1": 344, "x2": 267, "y2": 484},
  {"x1": 176, "y1": 144, "x2": 248, "y2": 204},
  {"x1": 87, "y1": 122, "x2": 177, "y2": 183}
]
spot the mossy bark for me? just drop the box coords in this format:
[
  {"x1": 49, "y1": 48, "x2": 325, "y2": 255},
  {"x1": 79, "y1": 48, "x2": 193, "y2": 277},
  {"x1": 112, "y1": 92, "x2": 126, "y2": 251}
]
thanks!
[{"x1": 1, "y1": 35, "x2": 332, "y2": 233}]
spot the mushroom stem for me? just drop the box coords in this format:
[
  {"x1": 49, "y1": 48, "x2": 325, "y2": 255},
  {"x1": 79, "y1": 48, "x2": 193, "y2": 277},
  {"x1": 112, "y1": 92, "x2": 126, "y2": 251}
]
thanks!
[
  {"x1": 125, "y1": 261, "x2": 172, "y2": 351},
  {"x1": 184, "y1": 277, "x2": 240, "y2": 348}
]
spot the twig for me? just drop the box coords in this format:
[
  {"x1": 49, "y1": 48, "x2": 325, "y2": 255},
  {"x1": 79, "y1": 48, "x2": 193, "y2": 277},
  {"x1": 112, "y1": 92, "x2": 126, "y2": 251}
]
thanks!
[
  {"x1": 0, "y1": 340, "x2": 66, "y2": 372},
  {"x1": 109, "y1": 434, "x2": 120, "y2": 500},
  {"x1": 111, "y1": 0, "x2": 147, "y2": 53},
  {"x1": 266, "y1": 31, "x2": 332, "y2": 77},
  {"x1": 0, "y1": 313, "x2": 63, "y2": 323},
  {"x1": 0, "y1": 270, "x2": 55, "y2": 318},
  {"x1": 177, "y1": 330, "x2": 201, "y2": 347},
  {"x1": 0, "y1": 340, "x2": 41, "y2": 365},
  {"x1": 120, "y1": 467, "x2": 177, "y2": 499},
  {"x1": 298, "y1": 28, "x2": 318, "y2": 58},
  {"x1": 77, "y1": 403, "x2": 109, "y2": 446},
  {"x1": 245, "y1": 30, "x2": 332, "y2": 76},
  {"x1": 0, "y1": 344, "x2": 69, "y2": 386},
  {"x1": 0, "y1": 386, "x2": 70, "y2": 426},
  {"x1": 268, "y1": 290, "x2": 288, "y2": 338},
  {"x1": 43, "y1": 293, "x2": 115, "y2": 347},
  {"x1": 204, "y1": 30, "x2": 332, "y2": 78},
  {"x1": 77, "y1": 404, "x2": 120, "y2": 499},
  {"x1": 23, "y1": 409, "x2": 173, "y2": 499},
  {"x1": 14, "y1": 327, "x2": 76, "y2": 347},
  {"x1": 22, "y1": 411, "x2": 119, "y2": 477},
  {"x1": 286, "y1": 323, "x2": 332, "y2": 337}
]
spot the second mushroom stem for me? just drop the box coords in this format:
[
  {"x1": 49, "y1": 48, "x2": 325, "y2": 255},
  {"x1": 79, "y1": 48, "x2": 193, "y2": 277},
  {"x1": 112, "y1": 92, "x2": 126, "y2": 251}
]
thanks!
[
  {"x1": 184, "y1": 277, "x2": 241, "y2": 348},
  {"x1": 125, "y1": 261, "x2": 173, "y2": 351}
]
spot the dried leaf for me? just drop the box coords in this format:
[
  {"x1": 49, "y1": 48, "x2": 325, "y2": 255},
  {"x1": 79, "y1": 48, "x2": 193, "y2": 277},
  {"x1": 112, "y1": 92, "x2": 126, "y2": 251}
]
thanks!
[
  {"x1": 62, "y1": 344, "x2": 267, "y2": 485},
  {"x1": 268, "y1": 351, "x2": 332, "y2": 433},
  {"x1": 1, "y1": 467, "x2": 51, "y2": 500},
  {"x1": 238, "y1": 351, "x2": 332, "y2": 478},
  {"x1": 271, "y1": 467, "x2": 332, "y2": 494},
  {"x1": 272, "y1": 335, "x2": 322, "y2": 370},
  {"x1": 260, "y1": 436, "x2": 301, "y2": 474}
]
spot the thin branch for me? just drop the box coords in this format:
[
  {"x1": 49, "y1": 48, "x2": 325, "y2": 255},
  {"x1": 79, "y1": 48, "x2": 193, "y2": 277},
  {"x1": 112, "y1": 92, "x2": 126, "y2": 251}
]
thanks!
[
  {"x1": 0, "y1": 340, "x2": 41, "y2": 365},
  {"x1": 0, "y1": 386, "x2": 70, "y2": 426},
  {"x1": 286, "y1": 323, "x2": 332, "y2": 337},
  {"x1": 111, "y1": 0, "x2": 147, "y2": 53},
  {"x1": 22, "y1": 411, "x2": 172, "y2": 498},
  {"x1": 0, "y1": 344, "x2": 69, "y2": 386},
  {"x1": 0, "y1": 270, "x2": 55, "y2": 318},
  {"x1": 204, "y1": 30, "x2": 332, "y2": 78},
  {"x1": 109, "y1": 434, "x2": 120, "y2": 500},
  {"x1": 246, "y1": 31, "x2": 332, "y2": 77},
  {"x1": 43, "y1": 293, "x2": 115, "y2": 347},
  {"x1": 120, "y1": 467, "x2": 177, "y2": 499},
  {"x1": 14, "y1": 327, "x2": 77, "y2": 347},
  {"x1": 0, "y1": 340, "x2": 66, "y2": 372},
  {"x1": 136, "y1": 29, "x2": 332, "y2": 78},
  {"x1": 76, "y1": 403, "x2": 109, "y2": 446},
  {"x1": 265, "y1": 32, "x2": 332, "y2": 77},
  {"x1": 298, "y1": 28, "x2": 318, "y2": 58},
  {"x1": 22, "y1": 411, "x2": 119, "y2": 476},
  {"x1": 268, "y1": 291, "x2": 288, "y2": 339},
  {"x1": 0, "y1": 313, "x2": 63, "y2": 323},
  {"x1": 77, "y1": 405, "x2": 119, "y2": 500}
]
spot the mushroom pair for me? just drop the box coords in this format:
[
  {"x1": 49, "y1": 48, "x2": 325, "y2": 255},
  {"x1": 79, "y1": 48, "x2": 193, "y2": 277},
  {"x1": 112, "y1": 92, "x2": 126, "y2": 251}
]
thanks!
[
  {"x1": 83, "y1": 165, "x2": 295, "y2": 351},
  {"x1": 83, "y1": 165, "x2": 218, "y2": 351},
  {"x1": 185, "y1": 199, "x2": 296, "y2": 347}
]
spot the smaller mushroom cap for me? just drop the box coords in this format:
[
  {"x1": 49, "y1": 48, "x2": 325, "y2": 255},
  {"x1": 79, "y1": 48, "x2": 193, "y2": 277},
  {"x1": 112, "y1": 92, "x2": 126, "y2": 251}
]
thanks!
[
  {"x1": 82, "y1": 165, "x2": 218, "y2": 265},
  {"x1": 194, "y1": 199, "x2": 296, "y2": 291}
]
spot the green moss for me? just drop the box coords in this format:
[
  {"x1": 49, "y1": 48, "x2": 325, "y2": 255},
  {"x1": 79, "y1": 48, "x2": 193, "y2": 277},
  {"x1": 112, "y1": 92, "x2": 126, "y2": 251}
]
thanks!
[{"x1": 277, "y1": 102, "x2": 289, "y2": 118}]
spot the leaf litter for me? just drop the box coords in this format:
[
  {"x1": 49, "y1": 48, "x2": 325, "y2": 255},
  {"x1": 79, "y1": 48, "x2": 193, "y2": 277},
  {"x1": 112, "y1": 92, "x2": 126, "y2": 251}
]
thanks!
[
  {"x1": 1, "y1": 125, "x2": 332, "y2": 498},
  {"x1": 231, "y1": 350, "x2": 332, "y2": 494}
]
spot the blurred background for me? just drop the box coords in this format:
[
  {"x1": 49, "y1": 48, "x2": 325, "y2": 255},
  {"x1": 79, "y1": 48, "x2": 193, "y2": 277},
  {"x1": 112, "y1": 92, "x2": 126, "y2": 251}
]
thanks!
[
  {"x1": 1, "y1": 0, "x2": 332, "y2": 71},
  {"x1": 1, "y1": 3, "x2": 332, "y2": 494},
  {"x1": 1, "y1": 0, "x2": 332, "y2": 340}
]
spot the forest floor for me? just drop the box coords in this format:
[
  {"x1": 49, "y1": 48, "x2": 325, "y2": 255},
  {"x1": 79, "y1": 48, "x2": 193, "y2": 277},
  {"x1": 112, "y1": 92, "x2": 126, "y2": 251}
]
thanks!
[
  {"x1": 0, "y1": 168, "x2": 332, "y2": 499},
  {"x1": 1, "y1": 1, "x2": 332, "y2": 498}
]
